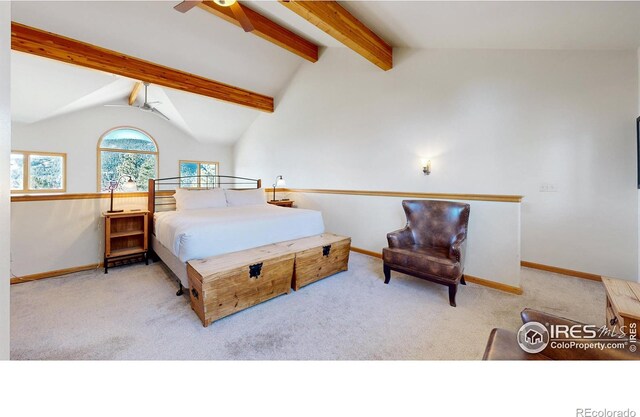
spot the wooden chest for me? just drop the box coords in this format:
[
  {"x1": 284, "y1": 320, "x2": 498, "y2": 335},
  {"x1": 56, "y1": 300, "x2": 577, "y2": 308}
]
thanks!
[
  {"x1": 187, "y1": 244, "x2": 295, "y2": 327},
  {"x1": 277, "y1": 233, "x2": 351, "y2": 291},
  {"x1": 602, "y1": 277, "x2": 640, "y2": 341}
]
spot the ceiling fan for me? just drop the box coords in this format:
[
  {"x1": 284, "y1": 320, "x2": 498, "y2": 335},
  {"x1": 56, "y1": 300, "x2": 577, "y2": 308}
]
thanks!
[
  {"x1": 105, "y1": 82, "x2": 170, "y2": 121},
  {"x1": 174, "y1": 0, "x2": 254, "y2": 32}
]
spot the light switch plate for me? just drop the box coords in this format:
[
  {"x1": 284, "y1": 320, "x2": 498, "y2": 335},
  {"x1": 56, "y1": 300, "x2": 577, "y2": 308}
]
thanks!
[{"x1": 539, "y1": 183, "x2": 558, "y2": 192}]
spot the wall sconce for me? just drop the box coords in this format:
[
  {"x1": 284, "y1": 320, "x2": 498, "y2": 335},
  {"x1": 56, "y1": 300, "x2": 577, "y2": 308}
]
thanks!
[{"x1": 421, "y1": 159, "x2": 431, "y2": 175}]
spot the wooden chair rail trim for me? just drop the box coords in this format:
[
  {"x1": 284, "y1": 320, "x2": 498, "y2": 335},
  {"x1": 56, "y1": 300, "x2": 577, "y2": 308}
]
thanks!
[
  {"x1": 521, "y1": 261, "x2": 602, "y2": 282},
  {"x1": 12, "y1": 188, "x2": 522, "y2": 203},
  {"x1": 285, "y1": 188, "x2": 524, "y2": 203},
  {"x1": 11, "y1": 191, "x2": 174, "y2": 202},
  {"x1": 350, "y1": 247, "x2": 523, "y2": 295}
]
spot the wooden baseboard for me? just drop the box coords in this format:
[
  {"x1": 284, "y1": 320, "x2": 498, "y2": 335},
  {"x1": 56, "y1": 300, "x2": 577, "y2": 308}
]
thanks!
[
  {"x1": 10, "y1": 263, "x2": 103, "y2": 285},
  {"x1": 463, "y1": 274, "x2": 523, "y2": 295},
  {"x1": 351, "y1": 246, "x2": 382, "y2": 259},
  {"x1": 521, "y1": 261, "x2": 602, "y2": 282},
  {"x1": 350, "y1": 247, "x2": 523, "y2": 295}
]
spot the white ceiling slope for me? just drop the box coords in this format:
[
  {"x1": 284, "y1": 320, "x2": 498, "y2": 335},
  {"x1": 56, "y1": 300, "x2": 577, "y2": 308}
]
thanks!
[
  {"x1": 11, "y1": 52, "x2": 260, "y2": 144},
  {"x1": 11, "y1": 1, "x2": 640, "y2": 144},
  {"x1": 341, "y1": 1, "x2": 640, "y2": 50},
  {"x1": 11, "y1": 1, "x2": 306, "y2": 96},
  {"x1": 10, "y1": 0, "x2": 307, "y2": 144}
]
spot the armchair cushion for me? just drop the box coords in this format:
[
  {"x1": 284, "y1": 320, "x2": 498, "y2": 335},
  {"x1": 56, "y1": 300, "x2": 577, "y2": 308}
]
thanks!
[
  {"x1": 482, "y1": 329, "x2": 548, "y2": 360},
  {"x1": 383, "y1": 245, "x2": 461, "y2": 280}
]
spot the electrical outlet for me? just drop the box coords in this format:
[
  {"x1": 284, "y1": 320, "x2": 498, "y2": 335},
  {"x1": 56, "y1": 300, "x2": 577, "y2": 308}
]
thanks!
[{"x1": 539, "y1": 183, "x2": 558, "y2": 192}]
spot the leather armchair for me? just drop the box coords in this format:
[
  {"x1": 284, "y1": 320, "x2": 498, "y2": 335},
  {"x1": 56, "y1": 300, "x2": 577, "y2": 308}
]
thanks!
[
  {"x1": 382, "y1": 200, "x2": 471, "y2": 307},
  {"x1": 483, "y1": 309, "x2": 640, "y2": 360}
]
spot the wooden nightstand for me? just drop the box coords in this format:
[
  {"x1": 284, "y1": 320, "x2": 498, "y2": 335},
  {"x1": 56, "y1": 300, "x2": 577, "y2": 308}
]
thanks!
[
  {"x1": 103, "y1": 210, "x2": 149, "y2": 273},
  {"x1": 268, "y1": 200, "x2": 294, "y2": 208}
]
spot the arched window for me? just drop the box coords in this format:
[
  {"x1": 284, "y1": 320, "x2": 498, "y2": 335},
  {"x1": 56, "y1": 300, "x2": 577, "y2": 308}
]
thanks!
[{"x1": 98, "y1": 127, "x2": 158, "y2": 192}]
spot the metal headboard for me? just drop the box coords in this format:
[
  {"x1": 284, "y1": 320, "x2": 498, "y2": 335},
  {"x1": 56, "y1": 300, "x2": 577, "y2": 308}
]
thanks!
[{"x1": 147, "y1": 175, "x2": 262, "y2": 244}]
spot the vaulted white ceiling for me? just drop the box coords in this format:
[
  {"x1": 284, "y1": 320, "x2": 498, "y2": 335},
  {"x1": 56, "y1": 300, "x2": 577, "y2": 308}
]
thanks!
[
  {"x1": 342, "y1": 0, "x2": 640, "y2": 50},
  {"x1": 11, "y1": 0, "x2": 310, "y2": 144},
  {"x1": 11, "y1": 1, "x2": 640, "y2": 144}
]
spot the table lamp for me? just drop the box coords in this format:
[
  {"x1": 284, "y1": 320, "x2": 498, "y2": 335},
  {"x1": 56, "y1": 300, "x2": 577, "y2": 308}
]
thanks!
[
  {"x1": 272, "y1": 175, "x2": 285, "y2": 201},
  {"x1": 106, "y1": 175, "x2": 138, "y2": 213}
]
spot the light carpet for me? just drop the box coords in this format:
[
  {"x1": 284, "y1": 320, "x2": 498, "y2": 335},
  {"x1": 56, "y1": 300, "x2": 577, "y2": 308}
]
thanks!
[{"x1": 10, "y1": 253, "x2": 604, "y2": 360}]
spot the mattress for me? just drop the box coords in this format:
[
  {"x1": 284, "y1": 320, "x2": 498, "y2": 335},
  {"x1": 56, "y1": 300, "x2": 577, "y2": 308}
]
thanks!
[{"x1": 154, "y1": 204, "x2": 325, "y2": 263}]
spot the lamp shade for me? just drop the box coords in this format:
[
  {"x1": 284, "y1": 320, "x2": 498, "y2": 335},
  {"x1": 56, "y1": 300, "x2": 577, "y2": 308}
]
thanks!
[
  {"x1": 275, "y1": 176, "x2": 286, "y2": 187},
  {"x1": 121, "y1": 177, "x2": 138, "y2": 192}
]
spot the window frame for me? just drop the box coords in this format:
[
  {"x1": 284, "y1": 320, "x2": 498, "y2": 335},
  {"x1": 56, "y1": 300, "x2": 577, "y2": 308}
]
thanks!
[
  {"x1": 10, "y1": 150, "x2": 67, "y2": 194},
  {"x1": 97, "y1": 126, "x2": 159, "y2": 193},
  {"x1": 178, "y1": 160, "x2": 220, "y2": 189}
]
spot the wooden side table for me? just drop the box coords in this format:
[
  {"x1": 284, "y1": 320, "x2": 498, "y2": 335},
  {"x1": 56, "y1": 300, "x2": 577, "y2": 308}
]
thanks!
[
  {"x1": 103, "y1": 210, "x2": 149, "y2": 273},
  {"x1": 602, "y1": 277, "x2": 640, "y2": 341},
  {"x1": 268, "y1": 200, "x2": 294, "y2": 208}
]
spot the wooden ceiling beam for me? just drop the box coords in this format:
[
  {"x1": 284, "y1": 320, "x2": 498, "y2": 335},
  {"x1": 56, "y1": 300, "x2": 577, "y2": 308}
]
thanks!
[
  {"x1": 279, "y1": 0, "x2": 392, "y2": 71},
  {"x1": 196, "y1": 1, "x2": 318, "y2": 63},
  {"x1": 128, "y1": 81, "x2": 143, "y2": 106},
  {"x1": 11, "y1": 22, "x2": 274, "y2": 112}
]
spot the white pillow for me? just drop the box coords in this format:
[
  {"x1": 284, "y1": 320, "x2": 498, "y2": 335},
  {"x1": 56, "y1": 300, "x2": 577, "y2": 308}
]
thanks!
[
  {"x1": 173, "y1": 188, "x2": 227, "y2": 211},
  {"x1": 224, "y1": 188, "x2": 267, "y2": 207}
]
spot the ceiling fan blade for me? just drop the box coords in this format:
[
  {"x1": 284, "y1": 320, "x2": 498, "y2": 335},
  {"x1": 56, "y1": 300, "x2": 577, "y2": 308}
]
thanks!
[
  {"x1": 150, "y1": 107, "x2": 170, "y2": 121},
  {"x1": 174, "y1": 1, "x2": 201, "y2": 13},
  {"x1": 230, "y1": 2, "x2": 254, "y2": 32},
  {"x1": 104, "y1": 104, "x2": 130, "y2": 107}
]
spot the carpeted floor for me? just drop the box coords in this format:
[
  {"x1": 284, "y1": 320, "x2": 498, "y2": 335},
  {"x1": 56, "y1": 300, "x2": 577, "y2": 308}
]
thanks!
[{"x1": 10, "y1": 253, "x2": 605, "y2": 360}]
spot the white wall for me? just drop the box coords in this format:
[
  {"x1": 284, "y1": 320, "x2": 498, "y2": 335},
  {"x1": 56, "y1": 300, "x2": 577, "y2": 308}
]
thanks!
[
  {"x1": 11, "y1": 196, "x2": 147, "y2": 277},
  {"x1": 11, "y1": 105, "x2": 234, "y2": 277},
  {"x1": 235, "y1": 48, "x2": 639, "y2": 281},
  {"x1": 291, "y1": 192, "x2": 522, "y2": 287},
  {"x1": 12, "y1": 105, "x2": 234, "y2": 192},
  {"x1": 0, "y1": 1, "x2": 11, "y2": 360}
]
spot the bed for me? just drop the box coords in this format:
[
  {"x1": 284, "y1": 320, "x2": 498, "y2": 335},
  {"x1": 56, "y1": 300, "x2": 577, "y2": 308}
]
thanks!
[{"x1": 147, "y1": 175, "x2": 325, "y2": 295}]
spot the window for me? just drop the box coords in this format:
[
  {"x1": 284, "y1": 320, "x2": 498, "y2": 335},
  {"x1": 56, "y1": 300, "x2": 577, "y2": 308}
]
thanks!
[
  {"x1": 10, "y1": 151, "x2": 66, "y2": 194},
  {"x1": 179, "y1": 160, "x2": 219, "y2": 189},
  {"x1": 98, "y1": 127, "x2": 158, "y2": 192}
]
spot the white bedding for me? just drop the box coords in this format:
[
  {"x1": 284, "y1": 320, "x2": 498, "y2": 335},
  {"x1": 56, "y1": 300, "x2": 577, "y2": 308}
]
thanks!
[{"x1": 154, "y1": 204, "x2": 325, "y2": 263}]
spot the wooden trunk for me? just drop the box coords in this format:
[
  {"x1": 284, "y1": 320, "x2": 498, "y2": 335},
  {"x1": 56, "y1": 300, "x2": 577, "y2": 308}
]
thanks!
[
  {"x1": 277, "y1": 233, "x2": 351, "y2": 291},
  {"x1": 602, "y1": 277, "x2": 640, "y2": 340},
  {"x1": 187, "y1": 244, "x2": 294, "y2": 327}
]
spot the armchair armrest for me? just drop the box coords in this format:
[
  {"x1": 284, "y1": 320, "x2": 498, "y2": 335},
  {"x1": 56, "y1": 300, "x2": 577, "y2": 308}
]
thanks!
[
  {"x1": 449, "y1": 232, "x2": 467, "y2": 263},
  {"x1": 387, "y1": 227, "x2": 414, "y2": 248}
]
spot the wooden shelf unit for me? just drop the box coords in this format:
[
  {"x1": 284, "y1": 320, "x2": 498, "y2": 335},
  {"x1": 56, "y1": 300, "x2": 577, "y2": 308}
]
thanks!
[{"x1": 103, "y1": 210, "x2": 149, "y2": 273}]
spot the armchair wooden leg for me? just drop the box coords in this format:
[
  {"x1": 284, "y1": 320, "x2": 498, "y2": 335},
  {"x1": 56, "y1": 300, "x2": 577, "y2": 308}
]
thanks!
[
  {"x1": 460, "y1": 275, "x2": 466, "y2": 285},
  {"x1": 383, "y1": 264, "x2": 391, "y2": 284},
  {"x1": 448, "y1": 284, "x2": 458, "y2": 307}
]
